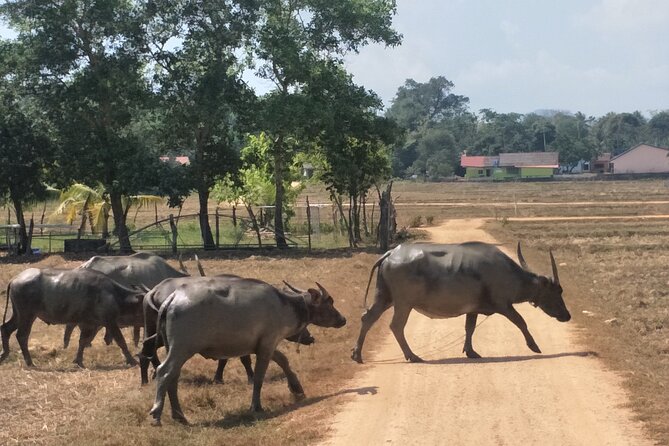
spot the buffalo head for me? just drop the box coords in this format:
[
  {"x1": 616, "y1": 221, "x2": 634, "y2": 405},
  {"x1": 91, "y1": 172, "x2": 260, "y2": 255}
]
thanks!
[{"x1": 518, "y1": 243, "x2": 571, "y2": 322}]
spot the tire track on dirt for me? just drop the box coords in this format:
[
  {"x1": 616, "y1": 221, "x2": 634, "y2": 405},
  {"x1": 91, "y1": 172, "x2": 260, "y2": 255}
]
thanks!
[{"x1": 319, "y1": 218, "x2": 652, "y2": 446}]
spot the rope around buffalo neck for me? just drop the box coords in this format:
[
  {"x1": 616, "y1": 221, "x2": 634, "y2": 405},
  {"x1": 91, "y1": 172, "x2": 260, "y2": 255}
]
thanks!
[{"x1": 296, "y1": 294, "x2": 310, "y2": 354}]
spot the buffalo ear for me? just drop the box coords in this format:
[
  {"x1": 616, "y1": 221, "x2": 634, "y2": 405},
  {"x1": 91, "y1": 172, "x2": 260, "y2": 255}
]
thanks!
[{"x1": 307, "y1": 288, "x2": 323, "y2": 304}]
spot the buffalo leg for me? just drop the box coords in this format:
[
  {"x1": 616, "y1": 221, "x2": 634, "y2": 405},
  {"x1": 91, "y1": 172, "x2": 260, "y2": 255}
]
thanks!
[
  {"x1": 463, "y1": 313, "x2": 482, "y2": 359},
  {"x1": 250, "y1": 349, "x2": 272, "y2": 412},
  {"x1": 501, "y1": 306, "x2": 541, "y2": 354},
  {"x1": 103, "y1": 329, "x2": 113, "y2": 346},
  {"x1": 271, "y1": 350, "x2": 304, "y2": 397},
  {"x1": 213, "y1": 359, "x2": 227, "y2": 384},
  {"x1": 240, "y1": 355, "x2": 254, "y2": 383},
  {"x1": 74, "y1": 325, "x2": 99, "y2": 368},
  {"x1": 167, "y1": 368, "x2": 187, "y2": 424},
  {"x1": 150, "y1": 350, "x2": 189, "y2": 426},
  {"x1": 351, "y1": 298, "x2": 392, "y2": 363},
  {"x1": 16, "y1": 316, "x2": 37, "y2": 367},
  {"x1": 132, "y1": 326, "x2": 141, "y2": 347},
  {"x1": 140, "y1": 334, "x2": 163, "y2": 385},
  {"x1": 105, "y1": 323, "x2": 138, "y2": 366},
  {"x1": 389, "y1": 305, "x2": 423, "y2": 363},
  {"x1": 0, "y1": 314, "x2": 18, "y2": 363},
  {"x1": 63, "y1": 323, "x2": 76, "y2": 348}
]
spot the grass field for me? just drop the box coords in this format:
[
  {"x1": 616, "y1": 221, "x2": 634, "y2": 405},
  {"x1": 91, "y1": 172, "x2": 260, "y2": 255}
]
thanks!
[{"x1": 1, "y1": 177, "x2": 669, "y2": 444}]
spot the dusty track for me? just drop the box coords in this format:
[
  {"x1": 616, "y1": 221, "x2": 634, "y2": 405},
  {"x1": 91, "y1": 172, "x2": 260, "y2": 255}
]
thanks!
[{"x1": 319, "y1": 218, "x2": 652, "y2": 446}]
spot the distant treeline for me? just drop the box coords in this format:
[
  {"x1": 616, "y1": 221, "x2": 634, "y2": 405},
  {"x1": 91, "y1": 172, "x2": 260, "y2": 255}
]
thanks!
[{"x1": 386, "y1": 77, "x2": 669, "y2": 179}]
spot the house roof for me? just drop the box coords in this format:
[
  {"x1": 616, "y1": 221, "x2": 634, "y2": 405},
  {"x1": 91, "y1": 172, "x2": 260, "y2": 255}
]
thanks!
[
  {"x1": 460, "y1": 155, "x2": 499, "y2": 167},
  {"x1": 159, "y1": 155, "x2": 190, "y2": 165},
  {"x1": 499, "y1": 152, "x2": 559, "y2": 167},
  {"x1": 611, "y1": 143, "x2": 669, "y2": 161},
  {"x1": 461, "y1": 152, "x2": 559, "y2": 168}
]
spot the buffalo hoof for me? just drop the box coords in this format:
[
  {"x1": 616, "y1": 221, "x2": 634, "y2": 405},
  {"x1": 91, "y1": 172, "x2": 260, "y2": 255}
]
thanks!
[
  {"x1": 351, "y1": 349, "x2": 363, "y2": 364},
  {"x1": 150, "y1": 418, "x2": 162, "y2": 427},
  {"x1": 465, "y1": 350, "x2": 482, "y2": 359},
  {"x1": 528, "y1": 341, "x2": 542, "y2": 354},
  {"x1": 292, "y1": 392, "x2": 306, "y2": 402},
  {"x1": 214, "y1": 378, "x2": 224, "y2": 385},
  {"x1": 407, "y1": 354, "x2": 424, "y2": 363},
  {"x1": 126, "y1": 357, "x2": 139, "y2": 367},
  {"x1": 250, "y1": 404, "x2": 264, "y2": 413},
  {"x1": 73, "y1": 360, "x2": 85, "y2": 368}
]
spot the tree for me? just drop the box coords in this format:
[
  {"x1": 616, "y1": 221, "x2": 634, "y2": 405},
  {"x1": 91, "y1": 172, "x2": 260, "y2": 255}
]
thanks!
[
  {"x1": 309, "y1": 67, "x2": 396, "y2": 245},
  {"x1": 0, "y1": 78, "x2": 52, "y2": 254},
  {"x1": 592, "y1": 112, "x2": 646, "y2": 155},
  {"x1": 143, "y1": 1, "x2": 256, "y2": 249},
  {"x1": 386, "y1": 77, "x2": 469, "y2": 132},
  {"x1": 647, "y1": 111, "x2": 669, "y2": 147},
  {"x1": 386, "y1": 76, "x2": 470, "y2": 176},
  {"x1": 1, "y1": 0, "x2": 159, "y2": 252},
  {"x1": 252, "y1": 0, "x2": 401, "y2": 247}
]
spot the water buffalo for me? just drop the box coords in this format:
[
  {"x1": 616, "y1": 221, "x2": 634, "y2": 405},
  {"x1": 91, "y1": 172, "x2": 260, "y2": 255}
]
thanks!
[
  {"x1": 148, "y1": 277, "x2": 346, "y2": 426},
  {"x1": 139, "y1": 274, "x2": 315, "y2": 385},
  {"x1": 63, "y1": 252, "x2": 204, "y2": 348},
  {"x1": 351, "y1": 242, "x2": 571, "y2": 363},
  {"x1": 0, "y1": 268, "x2": 145, "y2": 367}
]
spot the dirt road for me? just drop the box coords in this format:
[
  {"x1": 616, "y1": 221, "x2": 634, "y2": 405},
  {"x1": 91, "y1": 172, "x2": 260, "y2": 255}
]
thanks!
[{"x1": 320, "y1": 218, "x2": 652, "y2": 446}]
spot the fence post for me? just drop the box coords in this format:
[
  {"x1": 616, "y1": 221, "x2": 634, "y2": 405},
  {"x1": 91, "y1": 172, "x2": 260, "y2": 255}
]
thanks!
[
  {"x1": 306, "y1": 196, "x2": 312, "y2": 252},
  {"x1": 215, "y1": 208, "x2": 220, "y2": 249},
  {"x1": 232, "y1": 205, "x2": 237, "y2": 227},
  {"x1": 169, "y1": 214, "x2": 177, "y2": 254}
]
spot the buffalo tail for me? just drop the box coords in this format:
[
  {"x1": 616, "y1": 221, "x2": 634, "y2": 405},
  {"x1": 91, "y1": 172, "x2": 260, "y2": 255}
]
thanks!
[
  {"x1": 363, "y1": 251, "x2": 392, "y2": 309},
  {"x1": 156, "y1": 292, "x2": 177, "y2": 352},
  {"x1": 2, "y1": 283, "x2": 11, "y2": 325}
]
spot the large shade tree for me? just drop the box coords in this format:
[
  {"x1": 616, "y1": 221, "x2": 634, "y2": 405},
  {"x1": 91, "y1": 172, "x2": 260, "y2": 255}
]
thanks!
[
  {"x1": 251, "y1": 0, "x2": 401, "y2": 247},
  {"x1": 142, "y1": 0, "x2": 257, "y2": 249},
  {"x1": 0, "y1": 42, "x2": 52, "y2": 254},
  {"x1": 1, "y1": 0, "x2": 160, "y2": 252}
]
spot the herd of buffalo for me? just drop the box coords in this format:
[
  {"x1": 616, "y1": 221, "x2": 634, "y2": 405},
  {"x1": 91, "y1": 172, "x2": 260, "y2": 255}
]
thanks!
[{"x1": 0, "y1": 242, "x2": 570, "y2": 426}]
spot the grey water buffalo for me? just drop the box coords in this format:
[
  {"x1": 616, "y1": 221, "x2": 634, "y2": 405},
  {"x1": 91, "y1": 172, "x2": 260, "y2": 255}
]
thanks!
[
  {"x1": 63, "y1": 252, "x2": 204, "y2": 348},
  {"x1": 351, "y1": 242, "x2": 571, "y2": 364},
  {"x1": 0, "y1": 268, "x2": 144, "y2": 367},
  {"x1": 147, "y1": 277, "x2": 346, "y2": 426},
  {"x1": 139, "y1": 274, "x2": 315, "y2": 385}
]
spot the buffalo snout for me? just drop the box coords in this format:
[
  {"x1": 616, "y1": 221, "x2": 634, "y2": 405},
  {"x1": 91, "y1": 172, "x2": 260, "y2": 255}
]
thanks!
[
  {"x1": 335, "y1": 316, "x2": 347, "y2": 328},
  {"x1": 558, "y1": 312, "x2": 571, "y2": 322}
]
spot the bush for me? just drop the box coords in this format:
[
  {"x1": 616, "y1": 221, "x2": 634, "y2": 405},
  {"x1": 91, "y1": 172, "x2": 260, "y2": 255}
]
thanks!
[{"x1": 409, "y1": 215, "x2": 423, "y2": 228}]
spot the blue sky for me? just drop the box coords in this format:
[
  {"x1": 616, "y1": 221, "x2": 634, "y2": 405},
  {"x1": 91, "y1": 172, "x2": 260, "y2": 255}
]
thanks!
[
  {"x1": 2, "y1": 0, "x2": 667, "y2": 117},
  {"x1": 344, "y1": 0, "x2": 669, "y2": 117}
]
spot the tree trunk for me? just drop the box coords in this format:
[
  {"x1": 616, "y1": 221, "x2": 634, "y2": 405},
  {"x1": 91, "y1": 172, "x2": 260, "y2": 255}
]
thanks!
[
  {"x1": 377, "y1": 182, "x2": 395, "y2": 252},
  {"x1": 110, "y1": 191, "x2": 132, "y2": 253},
  {"x1": 198, "y1": 188, "x2": 215, "y2": 250},
  {"x1": 9, "y1": 191, "x2": 30, "y2": 255},
  {"x1": 273, "y1": 145, "x2": 288, "y2": 248},
  {"x1": 352, "y1": 194, "x2": 362, "y2": 243},
  {"x1": 244, "y1": 203, "x2": 262, "y2": 248}
]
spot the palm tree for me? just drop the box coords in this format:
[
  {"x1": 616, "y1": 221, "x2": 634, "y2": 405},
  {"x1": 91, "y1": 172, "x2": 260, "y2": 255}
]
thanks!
[{"x1": 52, "y1": 183, "x2": 162, "y2": 242}]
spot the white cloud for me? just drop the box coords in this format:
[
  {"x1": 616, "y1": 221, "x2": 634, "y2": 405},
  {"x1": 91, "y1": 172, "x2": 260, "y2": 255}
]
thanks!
[{"x1": 576, "y1": 0, "x2": 669, "y2": 32}]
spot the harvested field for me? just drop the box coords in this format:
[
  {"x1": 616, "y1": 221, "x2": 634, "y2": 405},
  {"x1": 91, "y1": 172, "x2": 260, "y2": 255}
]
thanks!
[
  {"x1": 487, "y1": 217, "x2": 669, "y2": 445},
  {"x1": 0, "y1": 252, "x2": 387, "y2": 445},
  {"x1": 2, "y1": 178, "x2": 669, "y2": 445}
]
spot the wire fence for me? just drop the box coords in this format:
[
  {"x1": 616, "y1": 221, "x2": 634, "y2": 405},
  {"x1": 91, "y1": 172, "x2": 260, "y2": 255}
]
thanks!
[{"x1": 1, "y1": 203, "x2": 366, "y2": 255}]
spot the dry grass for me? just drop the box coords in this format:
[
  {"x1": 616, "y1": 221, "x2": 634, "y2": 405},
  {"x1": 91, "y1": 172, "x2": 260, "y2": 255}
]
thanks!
[
  {"x1": 0, "y1": 252, "x2": 389, "y2": 445},
  {"x1": 3, "y1": 178, "x2": 669, "y2": 444},
  {"x1": 486, "y1": 218, "x2": 669, "y2": 445}
]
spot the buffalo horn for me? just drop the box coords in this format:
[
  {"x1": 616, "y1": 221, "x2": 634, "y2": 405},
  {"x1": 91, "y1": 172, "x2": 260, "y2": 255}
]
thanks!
[
  {"x1": 178, "y1": 254, "x2": 188, "y2": 274},
  {"x1": 283, "y1": 281, "x2": 304, "y2": 294},
  {"x1": 549, "y1": 250, "x2": 560, "y2": 285},
  {"x1": 517, "y1": 242, "x2": 530, "y2": 270},
  {"x1": 315, "y1": 281, "x2": 330, "y2": 298},
  {"x1": 194, "y1": 254, "x2": 206, "y2": 277}
]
